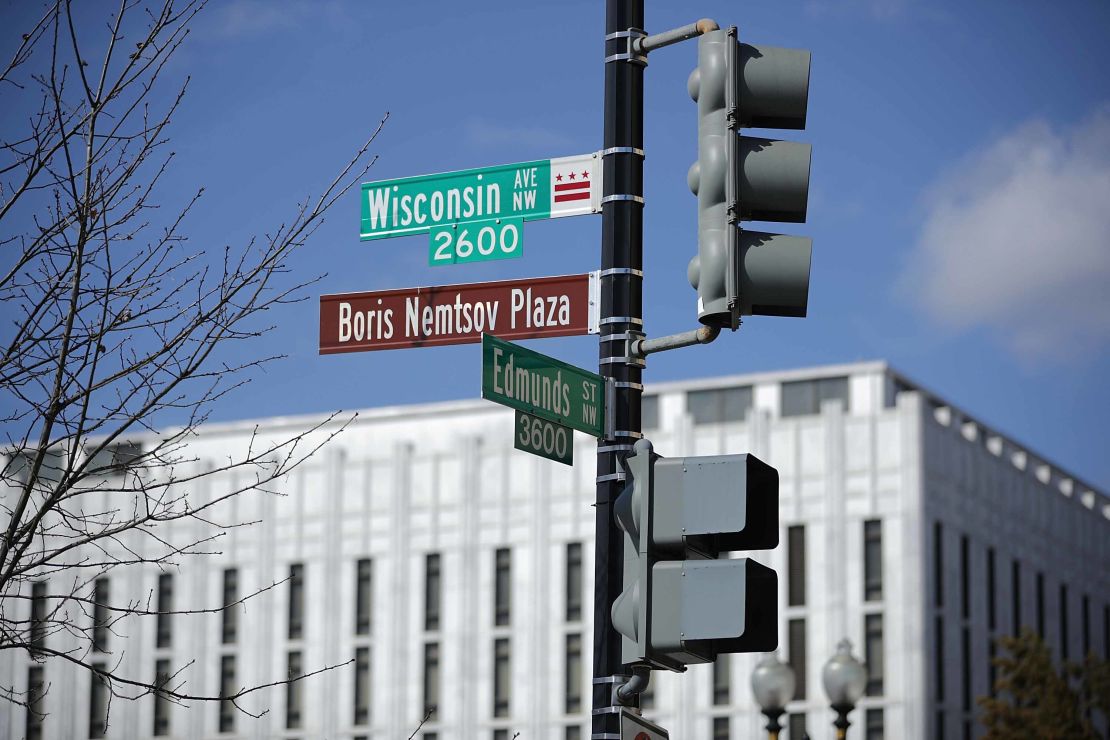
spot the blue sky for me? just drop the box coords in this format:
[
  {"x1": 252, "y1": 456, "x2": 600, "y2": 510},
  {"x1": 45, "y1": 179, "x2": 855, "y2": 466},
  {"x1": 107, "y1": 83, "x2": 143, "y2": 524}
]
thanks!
[{"x1": 3, "y1": 0, "x2": 1109, "y2": 490}]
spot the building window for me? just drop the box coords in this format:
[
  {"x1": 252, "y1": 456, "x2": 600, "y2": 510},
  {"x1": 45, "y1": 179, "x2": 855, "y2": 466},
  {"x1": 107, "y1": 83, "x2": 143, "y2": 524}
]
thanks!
[
  {"x1": 493, "y1": 638, "x2": 510, "y2": 718},
  {"x1": 642, "y1": 395, "x2": 660, "y2": 430},
  {"x1": 26, "y1": 666, "x2": 44, "y2": 740},
  {"x1": 1011, "y1": 560, "x2": 1021, "y2": 635},
  {"x1": 425, "y1": 554, "x2": 441, "y2": 632},
  {"x1": 156, "y1": 574, "x2": 173, "y2": 649},
  {"x1": 153, "y1": 659, "x2": 171, "y2": 736},
  {"x1": 865, "y1": 708, "x2": 884, "y2": 740},
  {"x1": 788, "y1": 618, "x2": 806, "y2": 700},
  {"x1": 961, "y1": 627, "x2": 971, "y2": 712},
  {"x1": 988, "y1": 640, "x2": 998, "y2": 697},
  {"x1": 92, "y1": 578, "x2": 110, "y2": 653},
  {"x1": 565, "y1": 726, "x2": 581, "y2": 740},
  {"x1": 959, "y1": 535, "x2": 969, "y2": 620},
  {"x1": 286, "y1": 650, "x2": 303, "y2": 729},
  {"x1": 288, "y1": 564, "x2": 304, "y2": 641},
  {"x1": 218, "y1": 655, "x2": 236, "y2": 733},
  {"x1": 935, "y1": 615, "x2": 945, "y2": 701},
  {"x1": 687, "y1": 385, "x2": 752, "y2": 425},
  {"x1": 565, "y1": 633, "x2": 582, "y2": 713},
  {"x1": 788, "y1": 525, "x2": 805, "y2": 607},
  {"x1": 1036, "y1": 572, "x2": 1045, "y2": 639},
  {"x1": 713, "y1": 716, "x2": 730, "y2": 740},
  {"x1": 1059, "y1": 584, "x2": 1069, "y2": 660},
  {"x1": 30, "y1": 580, "x2": 47, "y2": 656},
  {"x1": 788, "y1": 713, "x2": 807, "y2": 740},
  {"x1": 936, "y1": 710, "x2": 946, "y2": 740},
  {"x1": 89, "y1": 663, "x2": 108, "y2": 738},
  {"x1": 1104, "y1": 605, "x2": 1109, "y2": 660},
  {"x1": 865, "y1": 613, "x2": 884, "y2": 696},
  {"x1": 781, "y1": 376, "x2": 849, "y2": 417},
  {"x1": 91, "y1": 441, "x2": 143, "y2": 476},
  {"x1": 221, "y1": 569, "x2": 238, "y2": 645},
  {"x1": 986, "y1": 548, "x2": 996, "y2": 632},
  {"x1": 712, "y1": 654, "x2": 730, "y2": 706},
  {"x1": 493, "y1": 731, "x2": 508, "y2": 740},
  {"x1": 933, "y1": 522, "x2": 944, "y2": 608},
  {"x1": 356, "y1": 558, "x2": 373, "y2": 635},
  {"x1": 863, "y1": 520, "x2": 882, "y2": 601},
  {"x1": 494, "y1": 548, "x2": 511, "y2": 627},
  {"x1": 1082, "y1": 594, "x2": 1090, "y2": 656},
  {"x1": 565, "y1": 542, "x2": 583, "y2": 623},
  {"x1": 423, "y1": 642, "x2": 440, "y2": 720},
  {"x1": 354, "y1": 647, "x2": 370, "y2": 726}
]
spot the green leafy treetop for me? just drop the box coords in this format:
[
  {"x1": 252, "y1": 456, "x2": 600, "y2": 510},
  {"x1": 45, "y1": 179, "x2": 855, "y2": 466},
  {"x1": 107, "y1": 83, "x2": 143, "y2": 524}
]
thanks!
[{"x1": 979, "y1": 628, "x2": 1109, "y2": 739}]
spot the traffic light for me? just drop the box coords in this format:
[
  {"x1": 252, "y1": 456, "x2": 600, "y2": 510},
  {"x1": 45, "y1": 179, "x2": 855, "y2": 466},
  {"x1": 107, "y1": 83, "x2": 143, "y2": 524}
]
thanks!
[
  {"x1": 687, "y1": 26, "x2": 813, "y2": 329},
  {"x1": 611, "y1": 438, "x2": 779, "y2": 671}
]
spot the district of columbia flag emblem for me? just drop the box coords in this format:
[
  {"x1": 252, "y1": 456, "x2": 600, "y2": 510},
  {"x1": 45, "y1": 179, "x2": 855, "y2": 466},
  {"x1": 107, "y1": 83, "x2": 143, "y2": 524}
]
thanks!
[{"x1": 548, "y1": 153, "x2": 601, "y2": 218}]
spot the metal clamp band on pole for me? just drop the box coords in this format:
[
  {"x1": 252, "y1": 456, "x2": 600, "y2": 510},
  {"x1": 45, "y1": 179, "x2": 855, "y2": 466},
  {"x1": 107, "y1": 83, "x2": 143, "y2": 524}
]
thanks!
[
  {"x1": 604, "y1": 52, "x2": 647, "y2": 66},
  {"x1": 598, "y1": 267, "x2": 643, "y2": 278},
  {"x1": 599, "y1": 316, "x2": 643, "y2": 327},
  {"x1": 601, "y1": 194, "x2": 644, "y2": 205},
  {"x1": 600, "y1": 332, "x2": 633, "y2": 343},
  {"x1": 592, "y1": 676, "x2": 629, "y2": 684},
  {"x1": 612, "y1": 381, "x2": 643, "y2": 390},
  {"x1": 599, "y1": 356, "x2": 640, "y2": 366},
  {"x1": 596, "y1": 472, "x2": 627, "y2": 483},
  {"x1": 612, "y1": 430, "x2": 644, "y2": 439},
  {"x1": 592, "y1": 734, "x2": 621, "y2": 740},
  {"x1": 604, "y1": 29, "x2": 646, "y2": 40},
  {"x1": 597, "y1": 444, "x2": 635, "y2": 454},
  {"x1": 601, "y1": 146, "x2": 645, "y2": 158}
]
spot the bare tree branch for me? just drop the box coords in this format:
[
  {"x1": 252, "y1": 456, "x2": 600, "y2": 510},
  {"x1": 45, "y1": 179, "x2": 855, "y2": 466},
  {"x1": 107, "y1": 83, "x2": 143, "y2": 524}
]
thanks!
[{"x1": 0, "y1": 0, "x2": 387, "y2": 724}]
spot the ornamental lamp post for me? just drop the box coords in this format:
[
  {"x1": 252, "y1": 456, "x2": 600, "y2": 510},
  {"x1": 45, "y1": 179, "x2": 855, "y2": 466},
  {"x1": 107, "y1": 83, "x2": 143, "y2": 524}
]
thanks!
[
  {"x1": 821, "y1": 639, "x2": 867, "y2": 739},
  {"x1": 751, "y1": 652, "x2": 796, "y2": 740}
]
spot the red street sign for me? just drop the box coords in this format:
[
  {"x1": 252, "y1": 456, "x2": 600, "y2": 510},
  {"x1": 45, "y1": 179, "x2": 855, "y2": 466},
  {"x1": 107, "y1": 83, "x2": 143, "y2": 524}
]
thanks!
[{"x1": 320, "y1": 273, "x2": 597, "y2": 354}]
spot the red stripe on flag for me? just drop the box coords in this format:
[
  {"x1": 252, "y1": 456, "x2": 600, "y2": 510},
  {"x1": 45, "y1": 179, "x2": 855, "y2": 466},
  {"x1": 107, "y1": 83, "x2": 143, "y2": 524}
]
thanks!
[
  {"x1": 555, "y1": 181, "x2": 591, "y2": 192},
  {"x1": 554, "y1": 191, "x2": 591, "y2": 203}
]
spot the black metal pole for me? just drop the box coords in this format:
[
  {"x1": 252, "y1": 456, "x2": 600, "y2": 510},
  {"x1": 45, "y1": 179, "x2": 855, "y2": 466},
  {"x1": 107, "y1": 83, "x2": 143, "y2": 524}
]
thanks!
[{"x1": 593, "y1": 0, "x2": 644, "y2": 736}]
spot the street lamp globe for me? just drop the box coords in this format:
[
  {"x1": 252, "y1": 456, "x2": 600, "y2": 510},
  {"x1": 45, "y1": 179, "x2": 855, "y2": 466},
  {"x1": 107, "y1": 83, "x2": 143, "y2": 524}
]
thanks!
[
  {"x1": 751, "y1": 652, "x2": 796, "y2": 740},
  {"x1": 822, "y1": 638, "x2": 867, "y2": 739}
]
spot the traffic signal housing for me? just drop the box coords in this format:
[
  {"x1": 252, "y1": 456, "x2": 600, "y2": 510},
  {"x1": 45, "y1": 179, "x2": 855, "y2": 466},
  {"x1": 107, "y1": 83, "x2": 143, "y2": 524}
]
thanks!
[
  {"x1": 611, "y1": 438, "x2": 779, "y2": 671},
  {"x1": 687, "y1": 27, "x2": 813, "y2": 329}
]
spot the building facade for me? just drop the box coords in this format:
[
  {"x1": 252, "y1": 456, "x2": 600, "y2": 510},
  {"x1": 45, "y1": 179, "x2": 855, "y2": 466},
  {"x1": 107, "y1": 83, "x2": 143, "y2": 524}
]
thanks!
[{"x1": 3, "y1": 361, "x2": 1109, "y2": 739}]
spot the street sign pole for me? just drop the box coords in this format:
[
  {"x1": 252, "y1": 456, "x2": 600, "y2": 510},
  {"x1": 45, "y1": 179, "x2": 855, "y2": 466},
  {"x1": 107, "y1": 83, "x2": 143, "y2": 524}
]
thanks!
[{"x1": 594, "y1": 0, "x2": 645, "y2": 736}]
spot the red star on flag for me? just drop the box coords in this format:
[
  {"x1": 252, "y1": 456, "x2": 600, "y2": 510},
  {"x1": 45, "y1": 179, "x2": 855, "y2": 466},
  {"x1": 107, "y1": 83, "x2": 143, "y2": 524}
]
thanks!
[
  {"x1": 581, "y1": 170, "x2": 589, "y2": 179},
  {"x1": 555, "y1": 174, "x2": 563, "y2": 181},
  {"x1": 568, "y1": 172, "x2": 577, "y2": 180}
]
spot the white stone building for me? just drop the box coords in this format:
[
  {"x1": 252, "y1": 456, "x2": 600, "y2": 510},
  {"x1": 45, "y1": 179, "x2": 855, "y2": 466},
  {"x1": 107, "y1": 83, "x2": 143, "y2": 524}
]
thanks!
[{"x1": 4, "y1": 361, "x2": 1109, "y2": 740}]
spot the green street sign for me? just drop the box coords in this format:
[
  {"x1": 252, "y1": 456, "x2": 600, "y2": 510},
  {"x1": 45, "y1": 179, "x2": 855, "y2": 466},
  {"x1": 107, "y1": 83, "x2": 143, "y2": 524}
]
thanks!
[
  {"x1": 482, "y1": 334, "x2": 604, "y2": 438},
  {"x1": 429, "y1": 217, "x2": 523, "y2": 266},
  {"x1": 514, "y1": 411, "x2": 573, "y2": 466},
  {"x1": 360, "y1": 153, "x2": 601, "y2": 252}
]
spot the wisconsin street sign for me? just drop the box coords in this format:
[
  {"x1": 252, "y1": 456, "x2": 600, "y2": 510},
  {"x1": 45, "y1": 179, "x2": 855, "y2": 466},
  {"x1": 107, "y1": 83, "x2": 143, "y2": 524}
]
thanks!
[
  {"x1": 514, "y1": 411, "x2": 573, "y2": 466},
  {"x1": 482, "y1": 334, "x2": 604, "y2": 438},
  {"x1": 359, "y1": 153, "x2": 602, "y2": 265},
  {"x1": 320, "y1": 273, "x2": 599, "y2": 354}
]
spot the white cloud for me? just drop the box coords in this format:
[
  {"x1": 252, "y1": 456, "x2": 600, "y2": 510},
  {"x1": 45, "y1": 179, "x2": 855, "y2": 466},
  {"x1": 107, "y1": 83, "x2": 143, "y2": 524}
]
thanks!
[
  {"x1": 903, "y1": 105, "x2": 1110, "y2": 360},
  {"x1": 804, "y1": 0, "x2": 912, "y2": 21},
  {"x1": 205, "y1": 0, "x2": 344, "y2": 39}
]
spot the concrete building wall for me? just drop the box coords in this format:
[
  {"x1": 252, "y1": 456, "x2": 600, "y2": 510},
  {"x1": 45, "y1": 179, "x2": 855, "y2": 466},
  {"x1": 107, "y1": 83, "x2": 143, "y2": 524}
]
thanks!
[{"x1": 3, "y1": 362, "x2": 1108, "y2": 740}]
